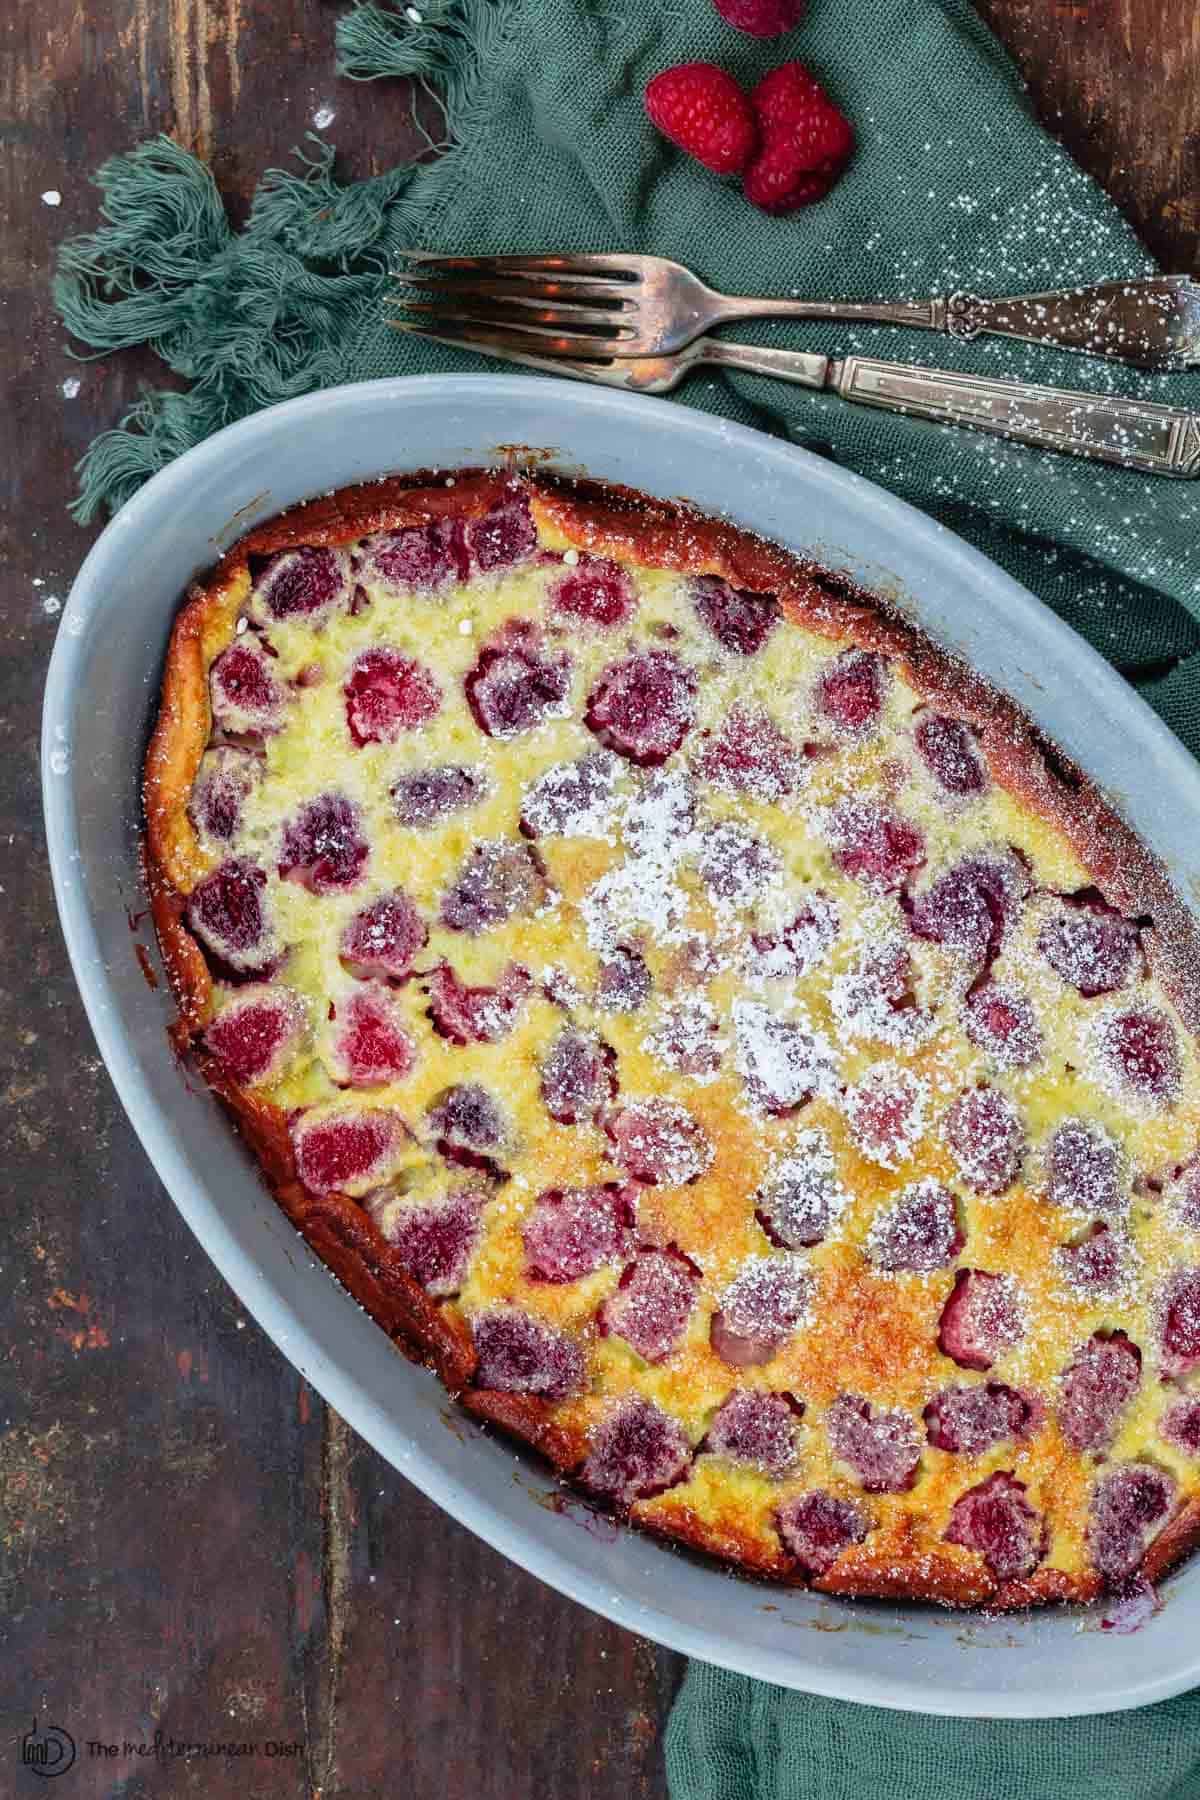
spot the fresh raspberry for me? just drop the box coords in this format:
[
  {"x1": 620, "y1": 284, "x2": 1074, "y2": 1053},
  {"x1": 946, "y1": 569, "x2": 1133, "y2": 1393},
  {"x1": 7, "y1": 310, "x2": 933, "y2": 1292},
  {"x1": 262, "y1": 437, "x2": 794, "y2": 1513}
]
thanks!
[
  {"x1": 645, "y1": 63, "x2": 759, "y2": 177},
  {"x1": 714, "y1": 0, "x2": 805, "y2": 36},
  {"x1": 745, "y1": 62, "x2": 854, "y2": 214}
]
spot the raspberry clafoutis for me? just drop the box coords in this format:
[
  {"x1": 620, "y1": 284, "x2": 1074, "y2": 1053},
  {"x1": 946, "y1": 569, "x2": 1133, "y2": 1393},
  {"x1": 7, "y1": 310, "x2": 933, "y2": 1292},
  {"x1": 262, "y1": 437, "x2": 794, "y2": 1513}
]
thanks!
[{"x1": 145, "y1": 467, "x2": 1200, "y2": 1609}]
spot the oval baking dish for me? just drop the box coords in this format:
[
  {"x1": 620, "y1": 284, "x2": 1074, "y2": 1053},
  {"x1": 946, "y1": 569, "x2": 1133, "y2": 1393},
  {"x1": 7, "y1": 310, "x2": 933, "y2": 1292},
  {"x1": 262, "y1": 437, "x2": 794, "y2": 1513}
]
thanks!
[{"x1": 42, "y1": 375, "x2": 1200, "y2": 1715}]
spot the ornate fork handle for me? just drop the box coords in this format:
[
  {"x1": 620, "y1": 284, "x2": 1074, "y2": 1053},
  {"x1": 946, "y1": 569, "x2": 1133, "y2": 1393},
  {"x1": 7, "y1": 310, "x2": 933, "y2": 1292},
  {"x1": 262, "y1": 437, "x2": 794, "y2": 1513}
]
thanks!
[
  {"x1": 719, "y1": 276, "x2": 1200, "y2": 369},
  {"x1": 830, "y1": 357, "x2": 1200, "y2": 477},
  {"x1": 699, "y1": 341, "x2": 1200, "y2": 477}
]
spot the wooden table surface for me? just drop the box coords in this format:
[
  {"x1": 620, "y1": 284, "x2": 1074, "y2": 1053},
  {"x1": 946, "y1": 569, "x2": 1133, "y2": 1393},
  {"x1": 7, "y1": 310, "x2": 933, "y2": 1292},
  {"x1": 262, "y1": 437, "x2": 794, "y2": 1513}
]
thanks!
[{"x1": 1, "y1": 3, "x2": 1196, "y2": 1794}]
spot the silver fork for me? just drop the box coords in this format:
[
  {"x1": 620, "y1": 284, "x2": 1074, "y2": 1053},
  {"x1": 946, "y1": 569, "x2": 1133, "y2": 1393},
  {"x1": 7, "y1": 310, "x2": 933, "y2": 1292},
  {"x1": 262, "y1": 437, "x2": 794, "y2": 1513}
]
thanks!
[
  {"x1": 389, "y1": 318, "x2": 1200, "y2": 479},
  {"x1": 394, "y1": 252, "x2": 1200, "y2": 371}
]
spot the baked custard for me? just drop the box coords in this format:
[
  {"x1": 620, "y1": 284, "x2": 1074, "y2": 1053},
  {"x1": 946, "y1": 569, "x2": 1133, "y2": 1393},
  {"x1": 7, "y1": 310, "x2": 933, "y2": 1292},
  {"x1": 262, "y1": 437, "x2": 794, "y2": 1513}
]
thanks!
[{"x1": 144, "y1": 468, "x2": 1200, "y2": 1608}]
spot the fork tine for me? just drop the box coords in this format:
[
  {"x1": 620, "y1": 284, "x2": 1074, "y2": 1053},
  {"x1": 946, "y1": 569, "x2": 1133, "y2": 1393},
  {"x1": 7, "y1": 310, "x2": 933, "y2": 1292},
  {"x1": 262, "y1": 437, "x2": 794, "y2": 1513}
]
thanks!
[
  {"x1": 399, "y1": 272, "x2": 636, "y2": 311},
  {"x1": 389, "y1": 306, "x2": 637, "y2": 359},
  {"x1": 394, "y1": 250, "x2": 641, "y2": 286},
  {"x1": 388, "y1": 318, "x2": 624, "y2": 385},
  {"x1": 398, "y1": 297, "x2": 638, "y2": 341}
]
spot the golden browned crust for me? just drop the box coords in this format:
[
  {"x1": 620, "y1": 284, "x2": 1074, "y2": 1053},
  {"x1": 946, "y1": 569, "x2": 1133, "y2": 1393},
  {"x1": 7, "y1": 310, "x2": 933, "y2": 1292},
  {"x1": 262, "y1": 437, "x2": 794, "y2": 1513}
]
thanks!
[
  {"x1": 142, "y1": 464, "x2": 1200, "y2": 1612},
  {"x1": 459, "y1": 1389, "x2": 586, "y2": 1469}
]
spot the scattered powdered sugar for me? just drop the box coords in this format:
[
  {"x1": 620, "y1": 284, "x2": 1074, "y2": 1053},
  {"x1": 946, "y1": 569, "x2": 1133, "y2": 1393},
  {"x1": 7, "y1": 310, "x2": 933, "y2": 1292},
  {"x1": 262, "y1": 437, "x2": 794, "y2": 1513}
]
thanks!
[
  {"x1": 541, "y1": 964, "x2": 585, "y2": 1011},
  {"x1": 521, "y1": 749, "x2": 621, "y2": 838},
  {"x1": 732, "y1": 998, "x2": 836, "y2": 1116},
  {"x1": 696, "y1": 821, "x2": 781, "y2": 913},
  {"x1": 580, "y1": 768, "x2": 698, "y2": 951},
  {"x1": 829, "y1": 940, "x2": 935, "y2": 1050},
  {"x1": 312, "y1": 104, "x2": 336, "y2": 129},
  {"x1": 644, "y1": 997, "x2": 726, "y2": 1082}
]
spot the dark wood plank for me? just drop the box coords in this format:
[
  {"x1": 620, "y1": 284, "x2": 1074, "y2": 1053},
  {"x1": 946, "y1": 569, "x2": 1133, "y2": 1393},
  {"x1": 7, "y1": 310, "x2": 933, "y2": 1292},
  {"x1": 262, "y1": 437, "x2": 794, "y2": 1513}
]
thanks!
[
  {"x1": 0, "y1": 0, "x2": 1193, "y2": 1794},
  {"x1": 976, "y1": 0, "x2": 1200, "y2": 270}
]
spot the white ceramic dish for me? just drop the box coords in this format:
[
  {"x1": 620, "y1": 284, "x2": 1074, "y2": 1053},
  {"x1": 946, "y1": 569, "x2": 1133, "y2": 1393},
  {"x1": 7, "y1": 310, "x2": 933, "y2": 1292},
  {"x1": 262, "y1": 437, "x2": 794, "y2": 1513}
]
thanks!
[{"x1": 42, "y1": 375, "x2": 1200, "y2": 1716}]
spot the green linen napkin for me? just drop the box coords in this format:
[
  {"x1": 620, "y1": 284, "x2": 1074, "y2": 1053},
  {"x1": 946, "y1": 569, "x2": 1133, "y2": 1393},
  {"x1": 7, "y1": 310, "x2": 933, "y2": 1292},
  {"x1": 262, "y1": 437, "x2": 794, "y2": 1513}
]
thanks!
[
  {"x1": 55, "y1": 4, "x2": 1200, "y2": 1795},
  {"x1": 667, "y1": 1663, "x2": 1200, "y2": 1799}
]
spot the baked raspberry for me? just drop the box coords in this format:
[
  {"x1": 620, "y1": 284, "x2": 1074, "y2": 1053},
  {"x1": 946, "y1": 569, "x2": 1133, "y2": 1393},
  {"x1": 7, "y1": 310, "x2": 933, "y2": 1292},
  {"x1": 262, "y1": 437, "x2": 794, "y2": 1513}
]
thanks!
[
  {"x1": 377, "y1": 1186, "x2": 483, "y2": 1296},
  {"x1": 1045, "y1": 1119, "x2": 1126, "y2": 1216},
  {"x1": 700, "y1": 705, "x2": 804, "y2": 802},
  {"x1": 580, "y1": 1398, "x2": 692, "y2": 1506},
  {"x1": 691, "y1": 574, "x2": 779, "y2": 655},
  {"x1": 826, "y1": 799, "x2": 924, "y2": 893},
  {"x1": 552, "y1": 556, "x2": 637, "y2": 628},
  {"x1": 1158, "y1": 1267, "x2": 1200, "y2": 1377},
  {"x1": 710, "y1": 1255, "x2": 811, "y2": 1366},
  {"x1": 293, "y1": 1108, "x2": 404, "y2": 1196},
  {"x1": 908, "y1": 851, "x2": 1029, "y2": 966},
  {"x1": 600, "y1": 1247, "x2": 700, "y2": 1362},
  {"x1": 733, "y1": 998, "x2": 832, "y2": 1117},
  {"x1": 647, "y1": 999, "x2": 723, "y2": 1078},
  {"x1": 964, "y1": 984, "x2": 1042, "y2": 1069},
  {"x1": 607, "y1": 1099, "x2": 713, "y2": 1185},
  {"x1": 1160, "y1": 1397, "x2": 1200, "y2": 1457},
  {"x1": 1057, "y1": 1222, "x2": 1127, "y2": 1294},
  {"x1": 540, "y1": 1028, "x2": 618, "y2": 1125},
  {"x1": 914, "y1": 714, "x2": 987, "y2": 795},
  {"x1": 938, "y1": 1270, "x2": 1023, "y2": 1371},
  {"x1": 189, "y1": 746, "x2": 261, "y2": 845},
  {"x1": 705, "y1": 1391, "x2": 802, "y2": 1478},
  {"x1": 424, "y1": 962, "x2": 531, "y2": 1045},
  {"x1": 187, "y1": 858, "x2": 272, "y2": 970},
  {"x1": 471, "y1": 1307, "x2": 585, "y2": 1400},
  {"x1": 253, "y1": 546, "x2": 346, "y2": 622},
  {"x1": 714, "y1": 0, "x2": 805, "y2": 37},
  {"x1": 440, "y1": 840, "x2": 547, "y2": 933},
  {"x1": 427, "y1": 1082, "x2": 505, "y2": 1164},
  {"x1": 1057, "y1": 1332, "x2": 1141, "y2": 1452},
  {"x1": 344, "y1": 647, "x2": 441, "y2": 745},
  {"x1": 867, "y1": 1179, "x2": 964, "y2": 1273},
  {"x1": 279, "y1": 793, "x2": 368, "y2": 894},
  {"x1": 585, "y1": 650, "x2": 698, "y2": 766},
  {"x1": 924, "y1": 1383, "x2": 1039, "y2": 1457},
  {"x1": 339, "y1": 890, "x2": 427, "y2": 982},
  {"x1": 941, "y1": 1087, "x2": 1026, "y2": 1195},
  {"x1": 520, "y1": 751, "x2": 619, "y2": 838},
  {"x1": 523, "y1": 1185, "x2": 636, "y2": 1284},
  {"x1": 596, "y1": 945, "x2": 652, "y2": 1013},
  {"x1": 1169, "y1": 1160, "x2": 1200, "y2": 1233},
  {"x1": 746, "y1": 897, "x2": 840, "y2": 986},
  {"x1": 825, "y1": 1393, "x2": 922, "y2": 1494},
  {"x1": 392, "y1": 764, "x2": 486, "y2": 828},
  {"x1": 945, "y1": 1472, "x2": 1046, "y2": 1581},
  {"x1": 1087, "y1": 1463, "x2": 1176, "y2": 1582},
  {"x1": 465, "y1": 622, "x2": 573, "y2": 738},
  {"x1": 470, "y1": 491, "x2": 537, "y2": 571},
  {"x1": 756, "y1": 1130, "x2": 845, "y2": 1249},
  {"x1": 829, "y1": 941, "x2": 930, "y2": 1048},
  {"x1": 1097, "y1": 1007, "x2": 1180, "y2": 1107},
  {"x1": 1038, "y1": 894, "x2": 1140, "y2": 996},
  {"x1": 745, "y1": 62, "x2": 854, "y2": 213},
  {"x1": 204, "y1": 984, "x2": 305, "y2": 1087},
  {"x1": 210, "y1": 641, "x2": 285, "y2": 736},
  {"x1": 777, "y1": 1490, "x2": 870, "y2": 1575},
  {"x1": 698, "y1": 822, "x2": 780, "y2": 907},
  {"x1": 328, "y1": 984, "x2": 417, "y2": 1087},
  {"x1": 843, "y1": 1063, "x2": 927, "y2": 1169},
  {"x1": 365, "y1": 516, "x2": 468, "y2": 591},
  {"x1": 816, "y1": 649, "x2": 886, "y2": 738},
  {"x1": 644, "y1": 62, "x2": 758, "y2": 176}
]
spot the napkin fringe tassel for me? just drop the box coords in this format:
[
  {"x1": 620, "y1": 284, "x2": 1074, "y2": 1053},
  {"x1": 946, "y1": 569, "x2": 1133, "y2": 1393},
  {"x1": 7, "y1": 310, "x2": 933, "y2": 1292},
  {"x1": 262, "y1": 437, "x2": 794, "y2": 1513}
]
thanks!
[{"x1": 52, "y1": 0, "x2": 507, "y2": 522}]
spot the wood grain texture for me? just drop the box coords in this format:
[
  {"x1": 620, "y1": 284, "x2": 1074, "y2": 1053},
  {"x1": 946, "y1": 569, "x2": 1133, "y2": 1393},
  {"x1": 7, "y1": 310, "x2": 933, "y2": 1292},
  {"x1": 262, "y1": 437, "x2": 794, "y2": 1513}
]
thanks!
[{"x1": 0, "y1": 0, "x2": 1194, "y2": 1793}]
